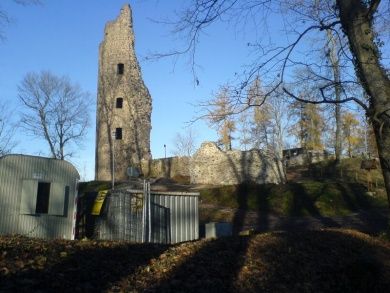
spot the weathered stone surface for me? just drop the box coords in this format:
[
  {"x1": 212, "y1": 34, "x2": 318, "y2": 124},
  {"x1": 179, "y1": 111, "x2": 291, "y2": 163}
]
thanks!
[
  {"x1": 141, "y1": 157, "x2": 190, "y2": 179},
  {"x1": 190, "y1": 142, "x2": 285, "y2": 185},
  {"x1": 95, "y1": 4, "x2": 152, "y2": 181},
  {"x1": 140, "y1": 143, "x2": 285, "y2": 185}
]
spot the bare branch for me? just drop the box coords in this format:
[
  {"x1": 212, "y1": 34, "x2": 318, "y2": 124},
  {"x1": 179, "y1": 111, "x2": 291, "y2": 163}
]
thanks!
[
  {"x1": 368, "y1": 0, "x2": 381, "y2": 17},
  {"x1": 0, "y1": 0, "x2": 42, "y2": 40},
  {"x1": 283, "y1": 87, "x2": 368, "y2": 111}
]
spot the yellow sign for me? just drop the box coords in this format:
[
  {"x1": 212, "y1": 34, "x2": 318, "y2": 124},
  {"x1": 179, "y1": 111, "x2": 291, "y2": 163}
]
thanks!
[{"x1": 91, "y1": 190, "x2": 109, "y2": 215}]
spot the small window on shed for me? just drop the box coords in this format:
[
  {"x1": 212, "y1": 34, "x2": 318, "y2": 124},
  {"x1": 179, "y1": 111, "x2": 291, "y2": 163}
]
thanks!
[
  {"x1": 115, "y1": 128, "x2": 122, "y2": 140},
  {"x1": 117, "y1": 63, "x2": 124, "y2": 75},
  {"x1": 35, "y1": 182, "x2": 50, "y2": 214},
  {"x1": 116, "y1": 97, "x2": 123, "y2": 108}
]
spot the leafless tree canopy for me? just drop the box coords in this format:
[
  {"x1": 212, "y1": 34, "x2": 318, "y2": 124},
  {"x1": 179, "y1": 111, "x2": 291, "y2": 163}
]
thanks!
[
  {"x1": 165, "y1": 0, "x2": 390, "y2": 205},
  {"x1": 0, "y1": 101, "x2": 17, "y2": 156},
  {"x1": 18, "y1": 71, "x2": 90, "y2": 160},
  {"x1": 171, "y1": 128, "x2": 197, "y2": 157},
  {"x1": 0, "y1": 0, "x2": 41, "y2": 40},
  {"x1": 165, "y1": 1, "x2": 388, "y2": 109}
]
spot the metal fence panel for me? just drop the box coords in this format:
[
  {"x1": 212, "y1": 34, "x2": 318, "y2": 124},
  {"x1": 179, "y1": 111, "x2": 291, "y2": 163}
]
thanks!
[{"x1": 95, "y1": 185, "x2": 199, "y2": 244}]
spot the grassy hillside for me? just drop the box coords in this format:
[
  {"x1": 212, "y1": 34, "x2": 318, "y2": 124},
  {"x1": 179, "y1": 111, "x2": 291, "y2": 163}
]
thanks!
[
  {"x1": 308, "y1": 158, "x2": 385, "y2": 189},
  {"x1": 78, "y1": 158, "x2": 389, "y2": 234},
  {"x1": 1, "y1": 230, "x2": 389, "y2": 292},
  {"x1": 199, "y1": 180, "x2": 388, "y2": 218}
]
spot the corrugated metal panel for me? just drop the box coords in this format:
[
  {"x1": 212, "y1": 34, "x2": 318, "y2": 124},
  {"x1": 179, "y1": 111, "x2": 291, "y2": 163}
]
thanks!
[
  {"x1": 149, "y1": 190, "x2": 199, "y2": 244},
  {"x1": 0, "y1": 155, "x2": 79, "y2": 239},
  {"x1": 95, "y1": 188, "x2": 199, "y2": 244},
  {"x1": 20, "y1": 180, "x2": 38, "y2": 214},
  {"x1": 48, "y1": 182, "x2": 67, "y2": 216},
  {"x1": 96, "y1": 191, "x2": 146, "y2": 241}
]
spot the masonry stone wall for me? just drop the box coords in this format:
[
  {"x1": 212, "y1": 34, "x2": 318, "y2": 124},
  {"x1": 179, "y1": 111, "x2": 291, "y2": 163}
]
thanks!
[
  {"x1": 141, "y1": 157, "x2": 190, "y2": 179},
  {"x1": 139, "y1": 143, "x2": 285, "y2": 185},
  {"x1": 190, "y1": 142, "x2": 285, "y2": 185},
  {"x1": 95, "y1": 4, "x2": 152, "y2": 181}
]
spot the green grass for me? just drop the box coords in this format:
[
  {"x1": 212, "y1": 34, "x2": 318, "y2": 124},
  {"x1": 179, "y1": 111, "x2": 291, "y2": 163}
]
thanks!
[
  {"x1": 309, "y1": 158, "x2": 385, "y2": 189},
  {"x1": 199, "y1": 180, "x2": 388, "y2": 217}
]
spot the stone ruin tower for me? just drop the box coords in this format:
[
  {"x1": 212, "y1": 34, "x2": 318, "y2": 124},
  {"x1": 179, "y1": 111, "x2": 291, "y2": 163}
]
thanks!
[{"x1": 95, "y1": 4, "x2": 152, "y2": 181}]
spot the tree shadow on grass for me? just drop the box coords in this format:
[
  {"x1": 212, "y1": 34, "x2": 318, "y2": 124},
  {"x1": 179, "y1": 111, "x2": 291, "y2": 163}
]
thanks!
[
  {"x1": 153, "y1": 182, "x2": 253, "y2": 292},
  {"x1": 0, "y1": 242, "x2": 168, "y2": 292},
  {"x1": 336, "y1": 182, "x2": 372, "y2": 210},
  {"x1": 232, "y1": 183, "x2": 249, "y2": 234},
  {"x1": 149, "y1": 237, "x2": 248, "y2": 292},
  {"x1": 254, "y1": 184, "x2": 270, "y2": 232},
  {"x1": 287, "y1": 183, "x2": 321, "y2": 217},
  {"x1": 278, "y1": 183, "x2": 340, "y2": 230},
  {"x1": 147, "y1": 230, "x2": 390, "y2": 292}
]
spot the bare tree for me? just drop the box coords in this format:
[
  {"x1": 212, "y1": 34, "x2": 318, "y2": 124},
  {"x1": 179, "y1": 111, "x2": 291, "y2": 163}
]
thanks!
[
  {"x1": 325, "y1": 29, "x2": 343, "y2": 163},
  {"x1": 268, "y1": 90, "x2": 290, "y2": 160},
  {"x1": 249, "y1": 78, "x2": 271, "y2": 149},
  {"x1": 171, "y1": 127, "x2": 197, "y2": 157},
  {"x1": 205, "y1": 85, "x2": 236, "y2": 151},
  {"x1": 0, "y1": 0, "x2": 41, "y2": 40},
  {"x1": 248, "y1": 79, "x2": 290, "y2": 159},
  {"x1": 342, "y1": 110, "x2": 362, "y2": 158},
  {"x1": 163, "y1": 0, "x2": 390, "y2": 205},
  {"x1": 295, "y1": 0, "x2": 344, "y2": 162},
  {"x1": 18, "y1": 71, "x2": 90, "y2": 160},
  {"x1": 289, "y1": 99, "x2": 325, "y2": 151},
  {"x1": 238, "y1": 110, "x2": 252, "y2": 151},
  {"x1": 0, "y1": 101, "x2": 17, "y2": 155}
]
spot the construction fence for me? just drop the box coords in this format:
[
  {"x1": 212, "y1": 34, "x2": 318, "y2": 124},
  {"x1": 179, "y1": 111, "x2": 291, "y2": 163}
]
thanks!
[{"x1": 77, "y1": 182, "x2": 199, "y2": 244}]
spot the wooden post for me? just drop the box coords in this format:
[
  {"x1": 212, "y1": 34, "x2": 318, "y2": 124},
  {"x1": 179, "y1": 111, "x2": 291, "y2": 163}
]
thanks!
[{"x1": 367, "y1": 170, "x2": 372, "y2": 191}]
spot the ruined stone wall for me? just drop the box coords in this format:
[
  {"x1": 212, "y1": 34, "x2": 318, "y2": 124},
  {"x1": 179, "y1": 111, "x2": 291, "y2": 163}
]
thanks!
[
  {"x1": 190, "y1": 142, "x2": 285, "y2": 185},
  {"x1": 95, "y1": 4, "x2": 152, "y2": 181},
  {"x1": 139, "y1": 143, "x2": 285, "y2": 185},
  {"x1": 141, "y1": 157, "x2": 190, "y2": 179}
]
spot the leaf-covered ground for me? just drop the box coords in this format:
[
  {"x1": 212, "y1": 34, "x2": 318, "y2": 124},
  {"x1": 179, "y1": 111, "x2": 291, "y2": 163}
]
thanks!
[{"x1": 1, "y1": 229, "x2": 390, "y2": 292}]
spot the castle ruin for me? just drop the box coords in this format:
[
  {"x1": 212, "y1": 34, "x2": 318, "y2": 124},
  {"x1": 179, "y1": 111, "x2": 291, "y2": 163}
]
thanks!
[
  {"x1": 141, "y1": 142, "x2": 286, "y2": 185},
  {"x1": 95, "y1": 4, "x2": 152, "y2": 181}
]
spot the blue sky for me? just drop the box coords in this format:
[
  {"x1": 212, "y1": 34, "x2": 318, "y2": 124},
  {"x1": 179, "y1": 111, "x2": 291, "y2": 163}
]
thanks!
[
  {"x1": 2, "y1": 1, "x2": 386, "y2": 180},
  {"x1": 0, "y1": 0, "x2": 257, "y2": 180}
]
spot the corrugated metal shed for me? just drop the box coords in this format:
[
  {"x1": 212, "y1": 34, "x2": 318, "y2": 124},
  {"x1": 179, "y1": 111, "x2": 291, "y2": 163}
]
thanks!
[
  {"x1": 95, "y1": 186, "x2": 199, "y2": 244},
  {"x1": 0, "y1": 155, "x2": 80, "y2": 239}
]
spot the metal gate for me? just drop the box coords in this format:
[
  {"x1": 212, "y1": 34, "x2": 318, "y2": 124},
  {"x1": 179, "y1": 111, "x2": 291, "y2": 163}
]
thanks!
[{"x1": 95, "y1": 182, "x2": 199, "y2": 244}]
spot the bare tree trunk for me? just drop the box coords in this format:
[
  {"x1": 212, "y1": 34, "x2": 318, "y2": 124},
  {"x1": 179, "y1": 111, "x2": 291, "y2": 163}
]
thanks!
[
  {"x1": 338, "y1": 0, "x2": 390, "y2": 207},
  {"x1": 326, "y1": 29, "x2": 342, "y2": 163},
  {"x1": 335, "y1": 101, "x2": 342, "y2": 162},
  {"x1": 39, "y1": 112, "x2": 56, "y2": 158}
]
